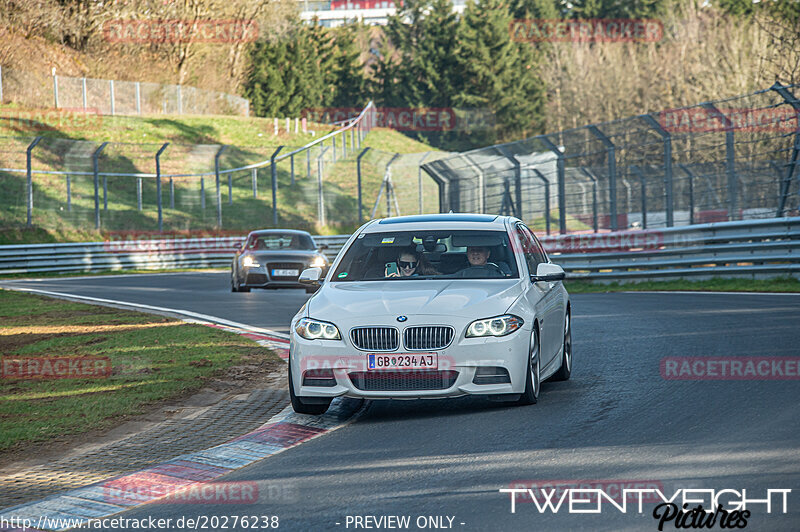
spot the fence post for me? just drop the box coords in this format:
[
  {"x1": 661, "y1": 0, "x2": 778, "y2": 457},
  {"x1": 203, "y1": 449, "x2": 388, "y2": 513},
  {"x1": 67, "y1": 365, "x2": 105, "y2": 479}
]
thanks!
[
  {"x1": 631, "y1": 165, "x2": 647, "y2": 229},
  {"x1": 0, "y1": 65, "x2": 3, "y2": 102},
  {"x1": 332, "y1": 136, "x2": 337, "y2": 163},
  {"x1": 463, "y1": 155, "x2": 485, "y2": 214},
  {"x1": 351, "y1": 126, "x2": 355, "y2": 153},
  {"x1": 418, "y1": 152, "x2": 431, "y2": 213},
  {"x1": 532, "y1": 169, "x2": 551, "y2": 235},
  {"x1": 201, "y1": 178, "x2": 206, "y2": 210},
  {"x1": 640, "y1": 114, "x2": 674, "y2": 227},
  {"x1": 92, "y1": 142, "x2": 109, "y2": 229},
  {"x1": 109, "y1": 80, "x2": 115, "y2": 115},
  {"x1": 306, "y1": 149, "x2": 311, "y2": 177},
  {"x1": 579, "y1": 167, "x2": 599, "y2": 233},
  {"x1": 66, "y1": 176, "x2": 71, "y2": 212},
  {"x1": 103, "y1": 175, "x2": 108, "y2": 211},
  {"x1": 155, "y1": 143, "x2": 169, "y2": 232},
  {"x1": 270, "y1": 146, "x2": 284, "y2": 226},
  {"x1": 498, "y1": 147, "x2": 523, "y2": 219},
  {"x1": 170, "y1": 177, "x2": 175, "y2": 208},
  {"x1": 317, "y1": 147, "x2": 329, "y2": 226},
  {"x1": 539, "y1": 136, "x2": 567, "y2": 234},
  {"x1": 26, "y1": 136, "x2": 43, "y2": 226},
  {"x1": 679, "y1": 164, "x2": 695, "y2": 225},
  {"x1": 53, "y1": 70, "x2": 59, "y2": 108},
  {"x1": 588, "y1": 125, "x2": 618, "y2": 230},
  {"x1": 81, "y1": 78, "x2": 87, "y2": 110},
  {"x1": 342, "y1": 131, "x2": 347, "y2": 159},
  {"x1": 177, "y1": 85, "x2": 183, "y2": 115},
  {"x1": 214, "y1": 145, "x2": 228, "y2": 228},
  {"x1": 137, "y1": 178, "x2": 142, "y2": 211},
  {"x1": 770, "y1": 83, "x2": 800, "y2": 217},
  {"x1": 135, "y1": 82, "x2": 141, "y2": 115},
  {"x1": 357, "y1": 147, "x2": 370, "y2": 222},
  {"x1": 702, "y1": 103, "x2": 737, "y2": 220},
  {"x1": 290, "y1": 154, "x2": 295, "y2": 185},
  {"x1": 227, "y1": 170, "x2": 233, "y2": 206},
  {"x1": 252, "y1": 168, "x2": 258, "y2": 198}
]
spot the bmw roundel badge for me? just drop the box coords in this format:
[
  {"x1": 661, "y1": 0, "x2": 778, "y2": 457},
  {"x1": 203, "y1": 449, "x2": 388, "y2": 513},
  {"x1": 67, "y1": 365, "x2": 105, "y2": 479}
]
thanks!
[{"x1": 397, "y1": 315, "x2": 408, "y2": 322}]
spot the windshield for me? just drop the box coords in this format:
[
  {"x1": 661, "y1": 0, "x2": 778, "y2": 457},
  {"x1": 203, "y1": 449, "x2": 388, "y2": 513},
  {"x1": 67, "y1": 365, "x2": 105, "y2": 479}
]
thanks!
[
  {"x1": 246, "y1": 233, "x2": 315, "y2": 251},
  {"x1": 332, "y1": 230, "x2": 519, "y2": 281}
]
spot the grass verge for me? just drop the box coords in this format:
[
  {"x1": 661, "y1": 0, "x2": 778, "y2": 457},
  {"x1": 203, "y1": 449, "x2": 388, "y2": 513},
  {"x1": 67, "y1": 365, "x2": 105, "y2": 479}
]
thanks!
[
  {"x1": 0, "y1": 289, "x2": 280, "y2": 452},
  {"x1": 566, "y1": 276, "x2": 800, "y2": 293}
]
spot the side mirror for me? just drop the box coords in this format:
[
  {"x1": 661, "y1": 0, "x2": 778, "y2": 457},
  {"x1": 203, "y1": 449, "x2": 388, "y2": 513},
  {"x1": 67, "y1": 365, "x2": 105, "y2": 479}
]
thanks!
[
  {"x1": 531, "y1": 263, "x2": 566, "y2": 283},
  {"x1": 299, "y1": 267, "x2": 323, "y2": 287}
]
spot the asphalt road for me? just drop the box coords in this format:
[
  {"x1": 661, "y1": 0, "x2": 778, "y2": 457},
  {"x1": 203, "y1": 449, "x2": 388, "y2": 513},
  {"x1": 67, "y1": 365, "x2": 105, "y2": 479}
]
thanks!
[{"x1": 4, "y1": 274, "x2": 800, "y2": 531}]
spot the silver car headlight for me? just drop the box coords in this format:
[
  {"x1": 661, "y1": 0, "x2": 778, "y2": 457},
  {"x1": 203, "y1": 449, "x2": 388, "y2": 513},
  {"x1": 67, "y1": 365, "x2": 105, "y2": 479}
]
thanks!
[
  {"x1": 309, "y1": 255, "x2": 327, "y2": 268},
  {"x1": 295, "y1": 317, "x2": 341, "y2": 340},
  {"x1": 242, "y1": 255, "x2": 259, "y2": 268},
  {"x1": 466, "y1": 315, "x2": 524, "y2": 338}
]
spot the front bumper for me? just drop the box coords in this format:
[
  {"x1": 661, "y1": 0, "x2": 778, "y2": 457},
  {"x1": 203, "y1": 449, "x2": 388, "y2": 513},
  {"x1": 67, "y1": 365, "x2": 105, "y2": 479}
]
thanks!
[{"x1": 289, "y1": 325, "x2": 530, "y2": 399}]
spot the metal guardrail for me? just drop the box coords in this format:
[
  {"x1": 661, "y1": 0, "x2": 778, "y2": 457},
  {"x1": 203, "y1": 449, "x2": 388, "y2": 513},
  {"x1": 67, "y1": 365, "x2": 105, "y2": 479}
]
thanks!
[{"x1": 0, "y1": 219, "x2": 797, "y2": 280}]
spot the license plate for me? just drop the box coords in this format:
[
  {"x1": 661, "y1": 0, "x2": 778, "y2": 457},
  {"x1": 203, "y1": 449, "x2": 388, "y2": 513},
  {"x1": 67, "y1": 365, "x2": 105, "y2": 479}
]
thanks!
[
  {"x1": 272, "y1": 269, "x2": 299, "y2": 277},
  {"x1": 368, "y1": 353, "x2": 437, "y2": 370}
]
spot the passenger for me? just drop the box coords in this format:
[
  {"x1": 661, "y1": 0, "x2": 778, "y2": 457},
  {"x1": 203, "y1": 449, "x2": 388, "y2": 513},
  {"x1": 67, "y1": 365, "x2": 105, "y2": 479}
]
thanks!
[{"x1": 385, "y1": 246, "x2": 438, "y2": 277}]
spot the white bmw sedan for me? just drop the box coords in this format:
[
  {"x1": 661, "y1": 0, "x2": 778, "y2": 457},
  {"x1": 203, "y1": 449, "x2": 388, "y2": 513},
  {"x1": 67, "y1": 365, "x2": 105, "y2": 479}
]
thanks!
[{"x1": 289, "y1": 214, "x2": 572, "y2": 414}]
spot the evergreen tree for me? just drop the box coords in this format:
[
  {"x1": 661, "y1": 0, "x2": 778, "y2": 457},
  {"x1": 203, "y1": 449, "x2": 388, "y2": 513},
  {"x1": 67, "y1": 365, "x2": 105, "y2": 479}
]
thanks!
[
  {"x1": 368, "y1": 37, "x2": 403, "y2": 108},
  {"x1": 331, "y1": 25, "x2": 367, "y2": 108},
  {"x1": 511, "y1": 0, "x2": 562, "y2": 19},
  {"x1": 455, "y1": 0, "x2": 547, "y2": 144},
  {"x1": 384, "y1": 0, "x2": 461, "y2": 108},
  {"x1": 569, "y1": 0, "x2": 667, "y2": 19}
]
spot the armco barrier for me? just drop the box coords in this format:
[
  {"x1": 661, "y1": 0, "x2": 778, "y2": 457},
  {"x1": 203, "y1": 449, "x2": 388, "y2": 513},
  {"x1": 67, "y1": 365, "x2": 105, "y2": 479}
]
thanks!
[{"x1": 0, "y1": 218, "x2": 797, "y2": 280}]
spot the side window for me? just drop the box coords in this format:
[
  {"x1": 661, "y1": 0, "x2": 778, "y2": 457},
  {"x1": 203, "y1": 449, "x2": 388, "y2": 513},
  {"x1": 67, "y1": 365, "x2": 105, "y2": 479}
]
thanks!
[
  {"x1": 515, "y1": 224, "x2": 539, "y2": 276},
  {"x1": 523, "y1": 225, "x2": 548, "y2": 265}
]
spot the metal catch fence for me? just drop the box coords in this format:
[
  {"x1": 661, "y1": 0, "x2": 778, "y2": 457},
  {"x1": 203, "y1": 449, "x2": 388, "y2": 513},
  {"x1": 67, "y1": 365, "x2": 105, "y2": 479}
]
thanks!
[{"x1": 422, "y1": 83, "x2": 800, "y2": 235}]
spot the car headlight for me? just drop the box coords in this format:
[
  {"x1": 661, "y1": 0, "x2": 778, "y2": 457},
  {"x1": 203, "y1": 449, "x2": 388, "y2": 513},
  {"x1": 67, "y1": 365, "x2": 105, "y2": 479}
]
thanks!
[
  {"x1": 309, "y1": 255, "x2": 327, "y2": 268},
  {"x1": 242, "y1": 255, "x2": 259, "y2": 268},
  {"x1": 295, "y1": 318, "x2": 341, "y2": 340},
  {"x1": 466, "y1": 315, "x2": 524, "y2": 338}
]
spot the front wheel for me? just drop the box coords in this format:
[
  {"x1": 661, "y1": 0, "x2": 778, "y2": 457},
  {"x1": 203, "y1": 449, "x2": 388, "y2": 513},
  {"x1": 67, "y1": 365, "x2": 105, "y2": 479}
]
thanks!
[
  {"x1": 550, "y1": 310, "x2": 572, "y2": 382},
  {"x1": 289, "y1": 365, "x2": 331, "y2": 415},
  {"x1": 517, "y1": 326, "x2": 540, "y2": 405}
]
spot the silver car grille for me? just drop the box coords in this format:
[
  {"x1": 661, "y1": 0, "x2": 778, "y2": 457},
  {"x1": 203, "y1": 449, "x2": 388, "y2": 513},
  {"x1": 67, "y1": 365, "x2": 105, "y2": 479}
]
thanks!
[
  {"x1": 350, "y1": 327, "x2": 399, "y2": 351},
  {"x1": 403, "y1": 326, "x2": 455, "y2": 351}
]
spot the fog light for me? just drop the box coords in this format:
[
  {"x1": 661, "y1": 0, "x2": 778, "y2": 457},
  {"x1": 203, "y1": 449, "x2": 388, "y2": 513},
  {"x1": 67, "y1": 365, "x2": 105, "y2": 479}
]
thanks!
[
  {"x1": 302, "y1": 368, "x2": 336, "y2": 387},
  {"x1": 473, "y1": 366, "x2": 511, "y2": 385}
]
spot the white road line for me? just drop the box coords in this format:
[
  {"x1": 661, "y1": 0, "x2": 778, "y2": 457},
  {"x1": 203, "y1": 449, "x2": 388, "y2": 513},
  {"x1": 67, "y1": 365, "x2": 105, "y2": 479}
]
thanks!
[
  {"x1": 620, "y1": 290, "x2": 800, "y2": 296},
  {"x1": 1, "y1": 285, "x2": 290, "y2": 340}
]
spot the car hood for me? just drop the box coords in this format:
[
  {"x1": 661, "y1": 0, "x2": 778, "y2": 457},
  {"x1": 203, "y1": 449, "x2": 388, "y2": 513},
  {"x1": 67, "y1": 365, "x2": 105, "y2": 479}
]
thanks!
[
  {"x1": 309, "y1": 279, "x2": 524, "y2": 319},
  {"x1": 243, "y1": 250, "x2": 319, "y2": 261}
]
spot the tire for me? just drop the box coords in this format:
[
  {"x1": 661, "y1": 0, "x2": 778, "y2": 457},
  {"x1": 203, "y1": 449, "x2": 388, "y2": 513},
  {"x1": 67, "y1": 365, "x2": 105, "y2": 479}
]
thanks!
[
  {"x1": 289, "y1": 365, "x2": 331, "y2": 415},
  {"x1": 517, "y1": 326, "x2": 541, "y2": 405},
  {"x1": 230, "y1": 269, "x2": 238, "y2": 292},
  {"x1": 550, "y1": 310, "x2": 572, "y2": 382}
]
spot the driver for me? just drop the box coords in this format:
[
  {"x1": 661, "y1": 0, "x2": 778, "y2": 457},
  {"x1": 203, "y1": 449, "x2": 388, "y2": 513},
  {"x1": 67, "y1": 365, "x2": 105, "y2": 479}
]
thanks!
[{"x1": 455, "y1": 246, "x2": 505, "y2": 278}]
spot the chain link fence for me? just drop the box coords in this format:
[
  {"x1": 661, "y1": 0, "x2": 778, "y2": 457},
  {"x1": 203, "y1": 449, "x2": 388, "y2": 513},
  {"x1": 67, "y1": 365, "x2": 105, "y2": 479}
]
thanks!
[
  {"x1": 0, "y1": 103, "x2": 392, "y2": 235},
  {"x1": 422, "y1": 83, "x2": 800, "y2": 234},
  {"x1": 0, "y1": 66, "x2": 249, "y2": 117}
]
